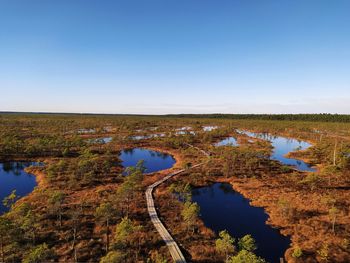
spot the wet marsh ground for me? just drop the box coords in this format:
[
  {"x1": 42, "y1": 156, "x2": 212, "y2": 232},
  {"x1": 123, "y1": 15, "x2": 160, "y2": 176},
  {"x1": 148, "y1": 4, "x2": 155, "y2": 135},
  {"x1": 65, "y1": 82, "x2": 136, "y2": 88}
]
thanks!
[{"x1": 0, "y1": 114, "x2": 349, "y2": 262}]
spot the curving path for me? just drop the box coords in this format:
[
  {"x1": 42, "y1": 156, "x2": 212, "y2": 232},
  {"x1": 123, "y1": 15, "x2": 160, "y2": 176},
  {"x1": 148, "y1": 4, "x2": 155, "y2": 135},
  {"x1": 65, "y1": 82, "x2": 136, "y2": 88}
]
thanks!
[{"x1": 145, "y1": 144, "x2": 210, "y2": 263}]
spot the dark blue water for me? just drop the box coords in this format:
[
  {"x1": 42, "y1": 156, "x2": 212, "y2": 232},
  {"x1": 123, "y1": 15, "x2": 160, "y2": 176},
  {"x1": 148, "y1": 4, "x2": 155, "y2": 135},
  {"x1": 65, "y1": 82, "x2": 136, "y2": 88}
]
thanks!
[
  {"x1": 239, "y1": 131, "x2": 315, "y2": 172},
  {"x1": 192, "y1": 183, "x2": 290, "y2": 263},
  {"x1": 119, "y1": 148, "x2": 176, "y2": 173},
  {"x1": 0, "y1": 162, "x2": 38, "y2": 214},
  {"x1": 215, "y1": 137, "x2": 238, "y2": 146}
]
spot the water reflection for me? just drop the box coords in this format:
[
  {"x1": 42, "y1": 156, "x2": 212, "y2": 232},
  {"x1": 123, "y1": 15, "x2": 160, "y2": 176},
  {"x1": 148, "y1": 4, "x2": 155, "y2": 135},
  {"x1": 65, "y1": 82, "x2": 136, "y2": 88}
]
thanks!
[
  {"x1": 0, "y1": 162, "x2": 39, "y2": 214},
  {"x1": 192, "y1": 183, "x2": 290, "y2": 263},
  {"x1": 203, "y1": 126, "x2": 218, "y2": 132},
  {"x1": 239, "y1": 130, "x2": 315, "y2": 171},
  {"x1": 215, "y1": 137, "x2": 238, "y2": 147},
  {"x1": 119, "y1": 148, "x2": 176, "y2": 173}
]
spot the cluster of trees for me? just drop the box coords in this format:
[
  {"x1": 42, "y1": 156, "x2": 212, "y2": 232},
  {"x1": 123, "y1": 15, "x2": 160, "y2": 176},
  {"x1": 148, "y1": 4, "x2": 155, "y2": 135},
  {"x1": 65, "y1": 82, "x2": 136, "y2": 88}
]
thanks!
[
  {"x1": 94, "y1": 161, "x2": 147, "y2": 261},
  {"x1": 310, "y1": 140, "x2": 350, "y2": 170},
  {"x1": 181, "y1": 201, "x2": 200, "y2": 234},
  {"x1": 0, "y1": 188, "x2": 90, "y2": 263},
  {"x1": 99, "y1": 217, "x2": 145, "y2": 263},
  {"x1": 168, "y1": 182, "x2": 201, "y2": 235},
  {"x1": 169, "y1": 182, "x2": 192, "y2": 202},
  {"x1": 168, "y1": 114, "x2": 350, "y2": 123},
  {"x1": 46, "y1": 149, "x2": 118, "y2": 188},
  {"x1": 215, "y1": 230, "x2": 265, "y2": 263},
  {"x1": 0, "y1": 133, "x2": 85, "y2": 158},
  {"x1": 219, "y1": 147, "x2": 271, "y2": 179},
  {"x1": 0, "y1": 160, "x2": 150, "y2": 263},
  {"x1": 0, "y1": 200, "x2": 54, "y2": 262},
  {"x1": 198, "y1": 125, "x2": 236, "y2": 144},
  {"x1": 300, "y1": 139, "x2": 350, "y2": 191},
  {"x1": 162, "y1": 135, "x2": 194, "y2": 149}
]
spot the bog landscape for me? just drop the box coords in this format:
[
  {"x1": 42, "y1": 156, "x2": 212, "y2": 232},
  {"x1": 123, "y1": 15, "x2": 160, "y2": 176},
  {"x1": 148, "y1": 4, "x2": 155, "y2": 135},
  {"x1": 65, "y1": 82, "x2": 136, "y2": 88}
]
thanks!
[
  {"x1": 0, "y1": 113, "x2": 350, "y2": 263},
  {"x1": 1, "y1": 1, "x2": 350, "y2": 262}
]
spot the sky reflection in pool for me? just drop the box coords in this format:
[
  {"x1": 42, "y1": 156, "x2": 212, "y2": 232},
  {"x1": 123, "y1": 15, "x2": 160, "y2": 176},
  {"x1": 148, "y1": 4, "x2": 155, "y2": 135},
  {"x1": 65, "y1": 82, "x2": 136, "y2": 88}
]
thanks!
[
  {"x1": 0, "y1": 162, "x2": 38, "y2": 214},
  {"x1": 215, "y1": 137, "x2": 238, "y2": 146},
  {"x1": 192, "y1": 183, "x2": 291, "y2": 263},
  {"x1": 203, "y1": 126, "x2": 218, "y2": 132},
  {"x1": 119, "y1": 148, "x2": 175, "y2": 173},
  {"x1": 239, "y1": 130, "x2": 315, "y2": 171}
]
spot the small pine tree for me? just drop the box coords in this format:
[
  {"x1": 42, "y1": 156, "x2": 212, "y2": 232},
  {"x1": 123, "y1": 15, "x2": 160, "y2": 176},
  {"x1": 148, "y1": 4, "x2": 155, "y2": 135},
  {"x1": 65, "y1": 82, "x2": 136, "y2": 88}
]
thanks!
[
  {"x1": 238, "y1": 235, "x2": 257, "y2": 252},
  {"x1": 292, "y1": 246, "x2": 303, "y2": 258},
  {"x1": 22, "y1": 243, "x2": 53, "y2": 263},
  {"x1": 215, "y1": 230, "x2": 235, "y2": 260},
  {"x1": 181, "y1": 201, "x2": 200, "y2": 234}
]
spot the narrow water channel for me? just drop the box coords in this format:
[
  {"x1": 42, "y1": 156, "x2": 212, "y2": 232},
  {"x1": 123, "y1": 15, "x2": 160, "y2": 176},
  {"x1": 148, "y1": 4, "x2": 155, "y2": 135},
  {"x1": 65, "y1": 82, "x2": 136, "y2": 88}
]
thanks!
[
  {"x1": 239, "y1": 130, "x2": 315, "y2": 171},
  {"x1": 192, "y1": 183, "x2": 291, "y2": 263}
]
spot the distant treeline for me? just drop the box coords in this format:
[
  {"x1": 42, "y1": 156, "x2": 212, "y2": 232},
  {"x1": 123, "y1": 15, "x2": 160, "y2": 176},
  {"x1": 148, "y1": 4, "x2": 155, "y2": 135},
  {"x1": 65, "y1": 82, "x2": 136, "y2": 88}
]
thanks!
[
  {"x1": 1, "y1": 112, "x2": 350, "y2": 123},
  {"x1": 166, "y1": 114, "x2": 350, "y2": 123}
]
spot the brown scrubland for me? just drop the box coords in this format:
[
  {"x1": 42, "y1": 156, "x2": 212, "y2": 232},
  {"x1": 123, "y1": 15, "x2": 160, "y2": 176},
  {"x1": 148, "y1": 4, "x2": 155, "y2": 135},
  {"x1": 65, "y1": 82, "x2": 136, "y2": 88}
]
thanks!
[{"x1": 0, "y1": 113, "x2": 349, "y2": 262}]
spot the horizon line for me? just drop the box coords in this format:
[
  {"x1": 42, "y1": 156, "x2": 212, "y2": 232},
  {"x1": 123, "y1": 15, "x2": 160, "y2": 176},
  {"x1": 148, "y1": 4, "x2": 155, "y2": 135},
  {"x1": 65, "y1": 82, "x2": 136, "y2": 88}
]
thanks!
[{"x1": 0, "y1": 111, "x2": 349, "y2": 116}]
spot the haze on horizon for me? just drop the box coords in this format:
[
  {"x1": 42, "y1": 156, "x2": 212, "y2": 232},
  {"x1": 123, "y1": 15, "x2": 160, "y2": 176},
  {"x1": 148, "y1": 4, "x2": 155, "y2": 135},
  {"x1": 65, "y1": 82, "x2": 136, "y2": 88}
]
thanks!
[{"x1": 0, "y1": 0, "x2": 349, "y2": 115}]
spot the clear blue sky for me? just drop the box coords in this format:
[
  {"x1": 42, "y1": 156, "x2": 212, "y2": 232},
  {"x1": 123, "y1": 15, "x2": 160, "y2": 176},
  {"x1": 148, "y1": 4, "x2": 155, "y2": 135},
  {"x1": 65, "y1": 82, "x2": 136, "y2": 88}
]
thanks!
[{"x1": 1, "y1": 0, "x2": 349, "y2": 114}]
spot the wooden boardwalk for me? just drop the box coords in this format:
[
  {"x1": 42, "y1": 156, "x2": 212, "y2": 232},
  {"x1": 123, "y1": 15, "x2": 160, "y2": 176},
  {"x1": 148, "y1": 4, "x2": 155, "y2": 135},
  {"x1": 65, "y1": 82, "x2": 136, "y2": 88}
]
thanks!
[
  {"x1": 145, "y1": 144, "x2": 209, "y2": 263},
  {"x1": 146, "y1": 169, "x2": 187, "y2": 263}
]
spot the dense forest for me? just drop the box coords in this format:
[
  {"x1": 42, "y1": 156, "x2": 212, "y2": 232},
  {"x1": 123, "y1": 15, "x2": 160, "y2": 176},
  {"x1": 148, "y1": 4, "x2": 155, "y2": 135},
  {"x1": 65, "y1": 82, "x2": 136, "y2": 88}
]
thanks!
[
  {"x1": 166, "y1": 113, "x2": 350, "y2": 123},
  {"x1": 2, "y1": 112, "x2": 350, "y2": 123}
]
